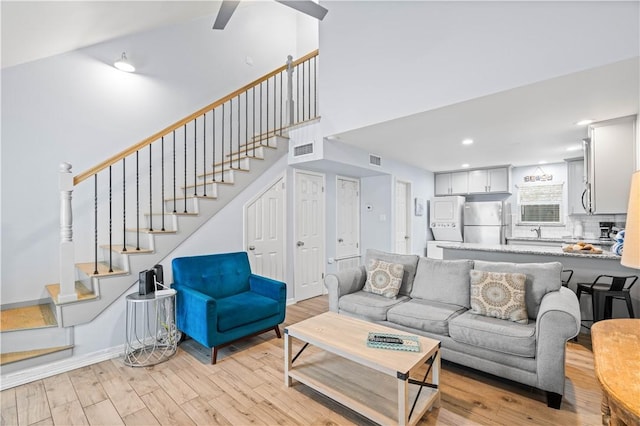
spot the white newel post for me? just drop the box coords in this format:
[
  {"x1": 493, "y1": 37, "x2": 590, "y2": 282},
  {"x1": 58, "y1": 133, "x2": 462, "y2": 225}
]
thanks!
[
  {"x1": 286, "y1": 55, "x2": 295, "y2": 126},
  {"x1": 58, "y1": 162, "x2": 78, "y2": 303}
]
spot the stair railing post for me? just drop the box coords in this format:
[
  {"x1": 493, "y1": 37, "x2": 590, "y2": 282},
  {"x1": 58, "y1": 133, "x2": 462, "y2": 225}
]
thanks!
[
  {"x1": 286, "y1": 55, "x2": 295, "y2": 126},
  {"x1": 59, "y1": 162, "x2": 78, "y2": 303}
]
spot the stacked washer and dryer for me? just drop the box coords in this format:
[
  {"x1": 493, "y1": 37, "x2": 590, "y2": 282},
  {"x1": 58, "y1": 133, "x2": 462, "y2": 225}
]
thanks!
[{"x1": 427, "y1": 196, "x2": 465, "y2": 259}]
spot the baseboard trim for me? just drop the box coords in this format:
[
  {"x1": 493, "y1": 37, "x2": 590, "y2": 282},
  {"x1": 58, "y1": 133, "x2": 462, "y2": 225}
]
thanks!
[
  {"x1": 0, "y1": 344, "x2": 124, "y2": 391},
  {"x1": 286, "y1": 297, "x2": 297, "y2": 306}
]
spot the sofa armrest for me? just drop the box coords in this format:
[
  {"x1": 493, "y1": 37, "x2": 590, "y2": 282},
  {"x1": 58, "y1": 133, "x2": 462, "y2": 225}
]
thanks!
[
  {"x1": 324, "y1": 266, "x2": 367, "y2": 312},
  {"x1": 249, "y1": 274, "x2": 286, "y2": 302},
  {"x1": 172, "y1": 284, "x2": 218, "y2": 347},
  {"x1": 534, "y1": 286, "x2": 581, "y2": 394}
]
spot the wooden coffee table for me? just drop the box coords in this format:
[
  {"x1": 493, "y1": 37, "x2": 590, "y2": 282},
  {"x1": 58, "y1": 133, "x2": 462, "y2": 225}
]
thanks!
[{"x1": 284, "y1": 311, "x2": 441, "y2": 426}]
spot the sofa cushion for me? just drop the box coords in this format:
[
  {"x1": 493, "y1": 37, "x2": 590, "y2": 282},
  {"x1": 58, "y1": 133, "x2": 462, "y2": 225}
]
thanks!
[
  {"x1": 470, "y1": 270, "x2": 528, "y2": 324},
  {"x1": 449, "y1": 311, "x2": 537, "y2": 358},
  {"x1": 387, "y1": 299, "x2": 466, "y2": 335},
  {"x1": 338, "y1": 290, "x2": 409, "y2": 321},
  {"x1": 365, "y1": 249, "x2": 419, "y2": 296},
  {"x1": 410, "y1": 258, "x2": 474, "y2": 308},
  {"x1": 363, "y1": 259, "x2": 404, "y2": 298},
  {"x1": 217, "y1": 291, "x2": 280, "y2": 332},
  {"x1": 473, "y1": 260, "x2": 562, "y2": 319}
]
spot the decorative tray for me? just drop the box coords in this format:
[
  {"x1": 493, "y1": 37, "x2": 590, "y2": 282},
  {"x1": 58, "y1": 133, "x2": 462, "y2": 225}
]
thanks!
[
  {"x1": 366, "y1": 332, "x2": 421, "y2": 352},
  {"x1": 562, "y1": 244, "x2": 603, "y2": 254}
]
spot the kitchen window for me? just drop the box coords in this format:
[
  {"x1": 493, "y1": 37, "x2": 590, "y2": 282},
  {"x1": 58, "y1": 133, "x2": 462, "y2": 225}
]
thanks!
[{"x1": 516, "y1": 183, "x2": 564, "y2": 225}]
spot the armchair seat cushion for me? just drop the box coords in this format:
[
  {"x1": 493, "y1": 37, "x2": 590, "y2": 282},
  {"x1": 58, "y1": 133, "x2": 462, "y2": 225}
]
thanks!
[
  {"x1": 217, "y1": 291, "x2": 280, "y2": 332},
  {"x1": 449, "y1": 311, "x2": 537, "y2": 358}
]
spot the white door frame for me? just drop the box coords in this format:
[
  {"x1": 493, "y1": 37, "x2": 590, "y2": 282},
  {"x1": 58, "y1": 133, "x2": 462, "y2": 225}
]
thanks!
[
  {"x1": 293, "y1": 169, "x2": 326, "y2": 301},
  {"x1": 243, "y1": 172, "x2": 287, "y2": 279}
]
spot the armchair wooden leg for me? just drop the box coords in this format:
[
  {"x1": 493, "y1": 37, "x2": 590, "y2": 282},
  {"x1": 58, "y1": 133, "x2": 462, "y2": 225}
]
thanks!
[
  {"x1": 274, "y1": 325, "x2": 282, "y2": 338},
  {"x1": 211, "y1": 347, "x2": 218, "y2": 365}
]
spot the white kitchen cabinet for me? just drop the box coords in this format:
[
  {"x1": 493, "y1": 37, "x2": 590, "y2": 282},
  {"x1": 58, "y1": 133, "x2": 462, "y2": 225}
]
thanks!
[
  {"x1": 507, "y1": 239, "x2": 563, "y2": 247},
  {"x1": 566, "y1": 158, "x2": 586, "y2": 215},
  {"x1": 435, "y1": 171, "x2": 468, "y2": 195},
  {"x1": 586, "y1": 115, "x2": 636, "y2": 214},
  {"x1": 468, "y1": 167, "x2": 510, "y2": 194}
]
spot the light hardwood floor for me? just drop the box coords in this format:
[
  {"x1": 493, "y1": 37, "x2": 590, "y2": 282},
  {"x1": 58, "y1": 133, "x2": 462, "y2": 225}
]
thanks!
[{"x1": 1, "y1": 296, "x2": 603, "y2": 425}]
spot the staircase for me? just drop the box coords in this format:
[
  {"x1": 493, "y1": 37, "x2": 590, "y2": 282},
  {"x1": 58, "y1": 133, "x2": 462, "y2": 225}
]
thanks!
[{"x1": 0, "y1": 50, "x2": 319, "y2": 381}]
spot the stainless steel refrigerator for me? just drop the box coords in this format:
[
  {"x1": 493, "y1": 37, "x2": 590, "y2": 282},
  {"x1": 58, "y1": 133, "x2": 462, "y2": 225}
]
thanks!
[{"x1": 463, "y1": 201, "x2": 510, "y2": 244}]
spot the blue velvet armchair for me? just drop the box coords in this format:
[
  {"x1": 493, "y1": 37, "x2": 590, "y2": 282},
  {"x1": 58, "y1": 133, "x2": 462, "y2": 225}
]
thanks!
[{"x1": 171, "y1": 252, "x2": 286, "y2": 364}]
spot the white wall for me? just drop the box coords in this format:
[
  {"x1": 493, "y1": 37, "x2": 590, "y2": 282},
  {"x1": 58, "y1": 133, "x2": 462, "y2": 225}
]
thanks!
[
  {"x1": 318, "y1": 1, "x2": 640, "y2": 137},
  {"x1": 1, "y1": 3, "x2": 312, "y2": 304}
]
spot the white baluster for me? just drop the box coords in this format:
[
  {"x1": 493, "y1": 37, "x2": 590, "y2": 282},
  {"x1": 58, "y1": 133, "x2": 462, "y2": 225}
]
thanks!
[{"x1": 58, "y1": 162, "x2": 78, "y2": 303}]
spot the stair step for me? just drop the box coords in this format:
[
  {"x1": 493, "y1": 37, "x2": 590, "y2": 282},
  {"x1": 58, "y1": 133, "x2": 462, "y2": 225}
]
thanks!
[
  {"x1": 227, "y1": 144, "x2": 277, "y2": 158},
  {"x1": 0, "y1": 304, "x2": 57, "y2": 332},
  {"x1": 46, "y1": 281, "x2": 97, "y2": 304},
  {"x1": 101, "y1": 244, "x2": 154, "y2": 254},
  {"x1": 164, "y1": 195, "x2": 217, "y2": 202},
  {"x1": 126, "y1": 228, "x2": 177, "y2": 235},
  {"x1": 198, "y1": 167, "x2": 250, "y2": 180},
  {"x1": 0, "y1": 345, "x2": 73, "y2": 367},
  {"x1": 146, "y1": 212, "x2": 198, "y2": 217},
  {"x1": 182, "y1": 180, "x2": 234, "y2": 191},
  {"x1": 76, "y1": 262, "x2": 127, "y2": 277}
]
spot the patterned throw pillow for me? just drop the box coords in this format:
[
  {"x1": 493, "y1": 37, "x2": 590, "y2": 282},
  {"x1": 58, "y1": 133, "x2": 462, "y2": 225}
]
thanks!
[
  {"x1": 470, "y1": 270, "x2": 528, "y2": 324},
  {"x1": 363, "y1": 259, "x2": 405, "y2": 298}
]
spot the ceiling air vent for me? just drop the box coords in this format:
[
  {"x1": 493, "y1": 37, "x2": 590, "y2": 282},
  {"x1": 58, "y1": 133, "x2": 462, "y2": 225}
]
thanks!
[
  {"x1": 294, "y1": 142, "x2": 314, "y2": 157},
  {"x1": 369, "y1": 154, "x2": 382, "y2": 166}
]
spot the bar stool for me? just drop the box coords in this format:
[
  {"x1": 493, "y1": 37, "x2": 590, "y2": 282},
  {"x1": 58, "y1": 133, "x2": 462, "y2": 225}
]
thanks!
[
  {"x1": 561, "y1": 269, "x2": 574, "y2": 287},
  {"x1": 576, "y1": 275, "x2": 638, "y2": 326}
]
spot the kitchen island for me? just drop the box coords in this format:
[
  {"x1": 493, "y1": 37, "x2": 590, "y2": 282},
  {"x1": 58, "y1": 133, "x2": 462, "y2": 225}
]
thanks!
[{"x1": 441, "y1": 243, "x2": 638, "y2": 322}]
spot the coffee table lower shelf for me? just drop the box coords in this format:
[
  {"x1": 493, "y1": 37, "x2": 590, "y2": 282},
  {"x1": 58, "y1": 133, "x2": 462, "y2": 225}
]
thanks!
[{"x1": 287, "y1": 351, "x2": 438, "y2": 426}]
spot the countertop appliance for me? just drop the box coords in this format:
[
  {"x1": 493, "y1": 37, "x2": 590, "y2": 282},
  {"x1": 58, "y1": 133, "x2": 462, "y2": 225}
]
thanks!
[
  {"x1": 429, "y1": 195, "x2": 464, "y2": 242},
  {"x1": 463, "y1": 201, "x2": 510, "y2": 245}
]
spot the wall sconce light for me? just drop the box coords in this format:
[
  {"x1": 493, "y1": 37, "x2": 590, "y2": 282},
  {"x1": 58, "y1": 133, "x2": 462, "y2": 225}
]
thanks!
[{"x1": 114, "y1": 52, "x2": 135, "y2": 73}]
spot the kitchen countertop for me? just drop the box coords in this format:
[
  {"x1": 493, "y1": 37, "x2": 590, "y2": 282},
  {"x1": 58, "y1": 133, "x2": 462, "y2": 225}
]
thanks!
[
  {"x1": 440, "y1": 242, "x2": 621, "y2": 260},
  {"x1": 506, "y1": 236, "x2": 615, "y2": 246}
]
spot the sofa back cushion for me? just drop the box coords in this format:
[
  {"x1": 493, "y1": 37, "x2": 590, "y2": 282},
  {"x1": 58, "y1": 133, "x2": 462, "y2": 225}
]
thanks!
[
  {"x1": 365, "y1": 249, "x2": 419, "y2": 296},
  {"x1": 473, "y1": 260, "x2": 562, "y2": 319},
  {"x1": 172, "y1": 252, "x2": 251, "y2": 299},
  {"x1": 410, "y1": 257, "x2": 474, "y2": 308}
]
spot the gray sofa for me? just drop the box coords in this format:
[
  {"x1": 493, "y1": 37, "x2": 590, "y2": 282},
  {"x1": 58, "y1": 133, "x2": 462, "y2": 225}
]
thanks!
[{"x1": 324, "y1": 249, "x2": 581, "y2": 409}]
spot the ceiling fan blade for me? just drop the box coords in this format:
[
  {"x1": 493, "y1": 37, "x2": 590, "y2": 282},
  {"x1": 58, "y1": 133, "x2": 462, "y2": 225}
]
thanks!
[
  {"x1": 213, "y1": 1, "x2": 240, "y2": 30},
  {"x1": 275, "y1": 1, "x2": 328, "y2": 21}
]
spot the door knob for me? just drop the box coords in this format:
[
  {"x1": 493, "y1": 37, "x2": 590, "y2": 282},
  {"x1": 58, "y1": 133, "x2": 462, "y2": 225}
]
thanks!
[
  {"x1": 296, "y1": 241, "x2": 305, "y2": 247},
  {"x1": 338, "y1": 238, "x2": 344, "y2": 243},
  {"x1": 248, "y1": 245, "x2": 256, "y2": 251}
]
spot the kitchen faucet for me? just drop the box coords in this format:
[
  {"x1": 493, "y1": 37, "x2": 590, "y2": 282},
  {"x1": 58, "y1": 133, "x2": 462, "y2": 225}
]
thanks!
[{"x1": 531, "y1": 226, "x2": 541, "y2": 238}]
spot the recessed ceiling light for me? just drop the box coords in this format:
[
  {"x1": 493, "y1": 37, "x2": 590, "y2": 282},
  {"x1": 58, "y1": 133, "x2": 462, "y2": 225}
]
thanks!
[
  {"x1": 461, "y1": 163, "x2": 470, "y2": 168},
  {"x1": 462, "y1": 139, "x2": 474, "y2": 145},
  {"x1": 575, "y1": 119, "x2": 594, "y2": 126},
  {"x1": 566, "y1": 145, "x2": 582, "y2": 152}
]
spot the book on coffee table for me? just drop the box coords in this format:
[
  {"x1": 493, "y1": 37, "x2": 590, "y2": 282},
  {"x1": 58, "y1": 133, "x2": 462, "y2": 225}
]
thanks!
[{"x1": 367, "y1": 332, "x2": 421, "y2": 352}]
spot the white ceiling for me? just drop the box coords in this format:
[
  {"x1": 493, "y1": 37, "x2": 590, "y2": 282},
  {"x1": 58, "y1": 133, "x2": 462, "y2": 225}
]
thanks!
[
  {"x1": 331, "y1": 57, "x2": 639, "y2": 172},
  {"x1": 2, "y1": 1, "x2": 638, "y2": 173}
]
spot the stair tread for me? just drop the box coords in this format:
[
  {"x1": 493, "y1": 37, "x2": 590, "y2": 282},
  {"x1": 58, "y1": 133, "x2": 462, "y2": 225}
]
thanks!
[
  {"x1": 0, "y1": 345, "x2": 73, "y2": 366},
  {"x1": 226, "y1": 145, "x2": 277, "y2": 158},
  {"x1": 198, "y1": 167, "x2": 250, "y2": 180},
  {"x1": 183, "y1": 180, "x2": 233, "y2": 190},
  {"x1": 100, "y1": 244, "x2": 154, "y2": 254},
  {"x1": 164, "y1": 195, "x2": 217, "y2": 202},
  {"x1": 126, "y1": 228, "x2": 177, "y2": 235},
  {"x1": 76, "y1": 262, "x2": 127, "y2": 277},
  {"x1": 46, "y1": 281, "x2": 97, "y2": 304},
  {"x1": 0, "y1": 304, "x2": 57, "y2": 332},
  {"x1": 146, "y1": 212, "x2": 198, "y2": 216}
]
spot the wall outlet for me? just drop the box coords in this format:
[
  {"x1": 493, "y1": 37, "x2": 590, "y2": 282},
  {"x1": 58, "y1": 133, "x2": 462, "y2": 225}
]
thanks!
[{"x1": 327, "y1": 258, "x2": 335, "y2": 264}]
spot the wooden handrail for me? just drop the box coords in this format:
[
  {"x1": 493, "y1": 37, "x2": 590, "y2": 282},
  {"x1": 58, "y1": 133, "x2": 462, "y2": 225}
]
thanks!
[{"x1": 74, "y1": 49, "x2": 319, "y2": 185}]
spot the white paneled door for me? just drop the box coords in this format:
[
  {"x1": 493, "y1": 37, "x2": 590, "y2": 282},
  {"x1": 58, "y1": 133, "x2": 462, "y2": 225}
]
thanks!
[
  {"x1": 395, "y1": 180, "x2": 411, "y2": 254},
  {"x1": 294, "y1": 170, "x2": 325, "y2": 301},
  {"x1": 336, "y1": 177, "x2": 360, "y2": 259},
  {"x1": 245, "y1": 176, "x2": 285, "y2": 281}
]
